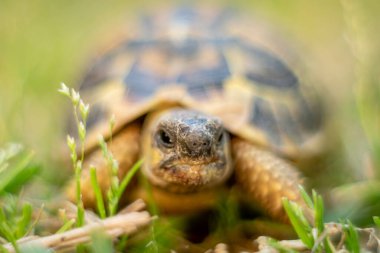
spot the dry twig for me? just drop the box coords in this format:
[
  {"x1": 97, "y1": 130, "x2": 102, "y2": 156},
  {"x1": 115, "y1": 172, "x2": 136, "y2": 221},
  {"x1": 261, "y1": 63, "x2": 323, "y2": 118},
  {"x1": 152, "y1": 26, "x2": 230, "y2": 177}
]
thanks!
[{"x1": 2, "y1": 199, "x2": 152, "y2": 252}]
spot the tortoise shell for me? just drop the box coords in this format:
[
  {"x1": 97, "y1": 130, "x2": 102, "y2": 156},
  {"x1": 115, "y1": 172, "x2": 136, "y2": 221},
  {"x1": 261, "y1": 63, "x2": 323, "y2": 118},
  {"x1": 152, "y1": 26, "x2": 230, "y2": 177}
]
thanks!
[{"x1": 78, "y1": 8, "x2": 324, "y2": 159}]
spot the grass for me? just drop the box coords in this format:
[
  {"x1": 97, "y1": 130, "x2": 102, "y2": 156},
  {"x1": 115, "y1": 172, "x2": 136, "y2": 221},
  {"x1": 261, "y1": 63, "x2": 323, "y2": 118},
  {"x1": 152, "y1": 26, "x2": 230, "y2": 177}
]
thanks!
[
  {"x1": 0, "y1": 144, "x2": 39, "y2": 196},
  {"x1": 59, "y1": 83, "x2": 88, "y2": 227},
  {"x1": 0, "y1": 142, "x2": 372, "y2": 252},
  {"x1": 0, "y1": 145, "x2": 40, "y2": 253},
  {"x1": 59, "y1": 84, "x2": 144, "y2": 252},
  {"x1": 0, "y1": 84, "x2": 145, "y2": 253},
  {"x1": 281, "y1": 187, "x2": 336, "y2": 252},
  {"x1": 59, "y1": 84, "x2": 143, "y2": 221},
  {"x1": 1, "y1": 1, "x2": 380, "y2": 252},
  {"x1": 1, "y1": 75, "x2": 379, "y2": 252},
  {"x1": 264, "y1": 187, "x2": 376, "y2": 252}
]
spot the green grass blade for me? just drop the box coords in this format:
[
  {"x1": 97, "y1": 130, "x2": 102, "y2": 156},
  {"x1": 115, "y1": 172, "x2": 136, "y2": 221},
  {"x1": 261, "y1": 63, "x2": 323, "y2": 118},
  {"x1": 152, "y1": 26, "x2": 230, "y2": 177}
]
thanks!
[
  {"x1": 282, "y1": 198, "x2": 314, "y2": 248},
  {"x1": 0, "y1": 152, "x2": 34, "y2": 195},
  {"x1": 116, "y1": 235, "x2": 128, "y2": 251},
  {"x1": 344, "y1": 220, "x2": 360, "y2": 253},
  {"x1": 19, "y1": 244, "x2": 52, "y2": 253},
  {"x1": 298, "y1": 185, "x2": 314, "y2": 209},
  {"x1": 90, "y1": 231, "x2": 113, "y2": 253},
  {"x1": 76, "y1": 202, "x2": 85, "y2": 227},
  {"x1": 56, "y1": 219, "x2": 75, "y2": 234},
  {"x1": 116, "y1": 159, "x2": 143, "y2": 201},
  {"x1": 0, "y1": 208, "x2": 6, "y2": 224},
  {"x1": 89, "y1": 167, "x2": 106, "y2": 219},
  {"x1": 314, "y1": 193, "x2": 324, "y2": 234},
  {"x1": 3, "y1": 165, "x2": 39, "y2": 194},
  {"x1": 108, "y1": 159, "x2": 142, "y2": 216},
  {"x1": 373, "y1": 216, "x2": 380, "y2": 228},
  {"x1": 0, "y1": 222, "x2": 19, "y2": 252},
  {"x1": 76, "y1": 244, "x2": 86, "y2": 253},
  {"x1": 140, "y1": 172, "x2": 159, "y2": 216},
  {"x1": 0, "y1": 144, "x2": 23, "y2": 164},
  {"x1": 324, "y1": 237, "x2": 336, "y2": 253},
  {"x1": 0, "y1": 244, "x2": 9, "y2": 253},
  {"x1": 74, "y1": 162, "x2": 85, "y2": 227},
  {"x1": 16, "y1": 203, "x2": 32, "y2": 238}
]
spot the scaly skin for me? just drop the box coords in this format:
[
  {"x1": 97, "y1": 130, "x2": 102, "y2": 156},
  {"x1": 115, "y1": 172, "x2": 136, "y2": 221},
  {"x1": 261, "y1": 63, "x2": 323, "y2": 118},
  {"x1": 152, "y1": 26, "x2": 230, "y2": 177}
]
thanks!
[{"x1": 233, "y1": 138, "x2": 306, "y2": 223}]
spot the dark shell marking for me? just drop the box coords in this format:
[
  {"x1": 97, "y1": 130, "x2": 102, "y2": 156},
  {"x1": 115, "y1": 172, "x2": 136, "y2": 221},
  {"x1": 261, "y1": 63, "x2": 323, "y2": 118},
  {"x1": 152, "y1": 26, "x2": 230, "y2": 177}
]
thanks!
[
  {"x1": 240, "y1": 41, "x2": 299, "y2": 89},
  {"x1": 79, "y1": 8, "x2": 323, "y2": 155},
  {"x1": 124, "y1": 40, "x2": 229, "y2": 99},
  {"x1": 250, "y1": 97, "x2": 282, "y2": 146},
  {"x1": 82, "y1": 37, "x2": 300, "y2": 98}
]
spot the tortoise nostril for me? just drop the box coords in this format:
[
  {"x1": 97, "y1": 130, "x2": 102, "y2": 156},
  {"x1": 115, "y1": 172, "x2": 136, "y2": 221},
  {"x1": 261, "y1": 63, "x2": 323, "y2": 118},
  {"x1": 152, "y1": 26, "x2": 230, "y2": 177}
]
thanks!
[
  {"x1": 184, "y1": 134, "x2": 212, "y2": 157},
  {"x1": 191, "y1": 141, "x2": 209, "y2": 147},
  {"x1": 202, "y1": 140, "x2": 210, "y2": 147}
]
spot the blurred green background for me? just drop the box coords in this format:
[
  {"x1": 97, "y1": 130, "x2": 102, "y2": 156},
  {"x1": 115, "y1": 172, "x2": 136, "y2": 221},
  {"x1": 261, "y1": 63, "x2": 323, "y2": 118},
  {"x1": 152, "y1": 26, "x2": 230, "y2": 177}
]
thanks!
[{"x1": 0, "y1": 0, "x2": 379, "y2": 222}]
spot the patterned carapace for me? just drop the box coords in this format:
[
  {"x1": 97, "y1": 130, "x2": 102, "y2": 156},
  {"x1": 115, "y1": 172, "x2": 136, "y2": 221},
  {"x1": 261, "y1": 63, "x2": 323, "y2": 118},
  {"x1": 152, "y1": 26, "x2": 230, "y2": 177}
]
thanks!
[{"x1": 78, "y1": 7, "x2": 323, "y2": 158}]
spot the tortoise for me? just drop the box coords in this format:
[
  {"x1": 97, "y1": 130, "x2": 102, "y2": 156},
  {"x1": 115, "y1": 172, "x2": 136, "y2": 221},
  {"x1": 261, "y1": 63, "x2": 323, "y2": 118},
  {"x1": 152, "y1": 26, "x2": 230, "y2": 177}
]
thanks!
[{"x1": 66, "y1": 7, "x2": 324, "y2": 226}]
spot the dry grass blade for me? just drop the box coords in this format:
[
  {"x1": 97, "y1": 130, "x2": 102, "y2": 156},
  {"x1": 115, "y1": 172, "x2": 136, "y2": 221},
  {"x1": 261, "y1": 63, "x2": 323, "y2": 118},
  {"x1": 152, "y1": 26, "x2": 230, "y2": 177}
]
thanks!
[
  {"x1": 63, "y1": 201, "x2": 102, "y2": 224},
  {"x1": 203, "y1": 243, "x2": 229, "y2": 253},
  {"x1": 118, "y1": 198, "x2": 146, "y2": 214},
  {"x1": 2, "y1": 200, "x2": 152, "y2": 252},
  {"x1": 256, "y1": 236, "x2": 307, "y2": 252}
]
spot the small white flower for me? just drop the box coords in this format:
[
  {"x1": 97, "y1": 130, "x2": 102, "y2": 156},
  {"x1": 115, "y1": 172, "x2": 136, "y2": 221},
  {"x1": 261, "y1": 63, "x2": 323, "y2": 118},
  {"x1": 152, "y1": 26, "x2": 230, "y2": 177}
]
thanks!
[
  {"x1": 112, "y1": 159, "x2": 119, "y2": 170},
  {"x1": 76, "y1": 160, "x2": 82, "y2": 171},
  {"x1": 58, "y1": 208, "x2": 66, "y2": 220},
  {"x1": 78, "y1": 122, "x2": 86, "y2": 141},
  {"x1": 71, "y1": 88, "x2": 80, "y2": 106},
  {"x1": 66, "y1": 135, "x2": 76, "y2": 151},
  {"x1": 111, "y1": 177, "x2": 119, "y2": 189},
  {"x1": 70, "y1": 152, "x2": 77, "y2": 163},
  {"x1": 109, "y1": 114, "x2": 116, "y2": 130},
  {"x1": 79, "y1": 101, "x2": 90, "y2": 121},
  {"x1": 98, "y1": 135, "x2": 105, "y2": 142},
  {"x1": 58, "y1": 82, "x2": 70, "y2": 97},
  {"x1": 4, "y1": 143, "x2": 23, "y2": 160},
  {"x1": 98, "y1": 135, "x2": 107, "y2": 150}
]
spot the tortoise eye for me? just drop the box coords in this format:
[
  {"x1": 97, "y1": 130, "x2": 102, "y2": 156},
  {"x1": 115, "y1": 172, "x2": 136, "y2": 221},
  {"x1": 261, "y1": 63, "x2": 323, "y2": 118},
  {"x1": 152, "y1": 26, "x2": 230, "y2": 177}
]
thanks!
[
  {"x1": 157, "y1": 129, "x2": 174, "y2": 148},
  {"x1": 217, "y1": 132, "x2": 224, "y2": 145}
]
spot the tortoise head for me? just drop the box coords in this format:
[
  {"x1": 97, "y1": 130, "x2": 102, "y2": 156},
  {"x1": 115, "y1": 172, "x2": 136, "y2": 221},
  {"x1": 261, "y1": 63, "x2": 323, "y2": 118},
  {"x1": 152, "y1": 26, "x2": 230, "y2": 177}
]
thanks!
[{"x1": 141, "y1": 108, "x2": 233, "y2": 193}]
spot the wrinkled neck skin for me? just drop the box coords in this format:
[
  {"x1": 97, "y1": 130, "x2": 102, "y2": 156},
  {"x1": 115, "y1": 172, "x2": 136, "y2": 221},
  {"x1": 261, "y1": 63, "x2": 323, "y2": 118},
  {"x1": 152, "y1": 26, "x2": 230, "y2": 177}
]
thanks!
[{"x1": 141, "y1": 108, "x2": 233, "y2": 194}]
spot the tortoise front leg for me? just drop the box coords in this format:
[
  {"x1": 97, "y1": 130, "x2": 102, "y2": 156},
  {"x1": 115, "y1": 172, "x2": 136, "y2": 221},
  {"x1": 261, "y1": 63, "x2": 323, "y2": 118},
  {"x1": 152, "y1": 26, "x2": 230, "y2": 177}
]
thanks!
[
  {"x1": 66, "y1": 123, "x2": 141, "y2": 209},
  {"x1": 232, "y1": 138, "x2": 306, "y2": 223}
]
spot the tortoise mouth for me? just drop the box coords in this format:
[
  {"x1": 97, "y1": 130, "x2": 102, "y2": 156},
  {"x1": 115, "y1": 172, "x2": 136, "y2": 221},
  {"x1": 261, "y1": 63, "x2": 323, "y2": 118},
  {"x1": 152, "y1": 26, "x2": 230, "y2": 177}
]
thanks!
[{"x1": 146, "y1": 157, "x2": 231, "y2": 193}]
